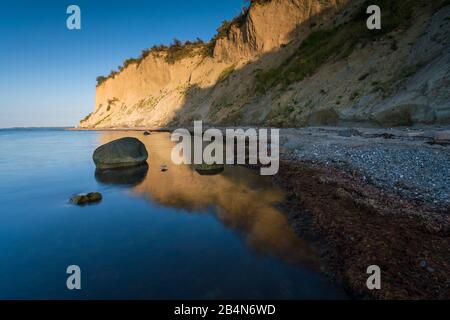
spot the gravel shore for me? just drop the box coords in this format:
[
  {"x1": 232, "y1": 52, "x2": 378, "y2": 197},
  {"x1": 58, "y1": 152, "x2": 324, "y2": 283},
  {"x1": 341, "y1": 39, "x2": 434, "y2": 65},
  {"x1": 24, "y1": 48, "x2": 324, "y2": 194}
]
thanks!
[
  {"x1": 269, "y1": 126, "x2": 450, "y2": 299},
  {"x1": 272, "y1": 159, "x2": 450, "y2": 299},
  {"x1": 279, "y1": 126, "x2": 450, "y2": 207}
]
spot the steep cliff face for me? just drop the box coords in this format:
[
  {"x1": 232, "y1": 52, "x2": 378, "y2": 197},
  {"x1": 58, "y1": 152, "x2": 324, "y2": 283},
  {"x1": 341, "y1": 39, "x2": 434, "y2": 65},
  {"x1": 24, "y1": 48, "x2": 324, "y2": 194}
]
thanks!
[
  {"x1": 213, "y1": 0, "x2": 348, "y2": 63},
  {"x1": 79, "y1": 0, "x2": 450, "y2": 129}
]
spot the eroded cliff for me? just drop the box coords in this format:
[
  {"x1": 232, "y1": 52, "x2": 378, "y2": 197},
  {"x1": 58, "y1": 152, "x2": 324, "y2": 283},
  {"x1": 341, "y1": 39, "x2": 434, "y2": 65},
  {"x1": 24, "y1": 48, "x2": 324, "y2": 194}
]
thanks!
[{"x1": 79, "y1": 0, "x2": 450, "y2": 129}]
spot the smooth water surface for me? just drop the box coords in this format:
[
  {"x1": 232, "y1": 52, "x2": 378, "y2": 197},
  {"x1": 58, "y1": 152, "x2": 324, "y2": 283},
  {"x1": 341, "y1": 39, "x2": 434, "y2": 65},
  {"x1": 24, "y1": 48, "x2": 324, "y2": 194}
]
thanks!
[{"x1": 0, "y1": 128, "x2": 345, "y2": 299}]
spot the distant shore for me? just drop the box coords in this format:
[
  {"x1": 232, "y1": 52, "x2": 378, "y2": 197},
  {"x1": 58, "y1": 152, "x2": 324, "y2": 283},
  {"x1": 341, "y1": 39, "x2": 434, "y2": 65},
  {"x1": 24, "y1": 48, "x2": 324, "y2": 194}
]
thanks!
[{"x1": 66, "y1": 127, "x2": 173, "y2": 132}]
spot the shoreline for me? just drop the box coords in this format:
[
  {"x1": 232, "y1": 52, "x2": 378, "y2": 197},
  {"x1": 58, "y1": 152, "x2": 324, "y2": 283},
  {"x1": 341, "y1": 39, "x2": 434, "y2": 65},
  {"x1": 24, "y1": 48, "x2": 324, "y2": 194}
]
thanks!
[
  {"x1": 270, "y1": 126, "x2": 450, "y2": 299},
  {"x1": 74, "y1": 125, "x2": 450, "y2": 206},
  {"x1": 236, "y1": 126, "x2": 449, "y2": 299},
  {"x1": 269, "y1": 159, "x2": 449, "y2": 299},
  {"x1": 279, "y1": 127, "x2": 450, "y2": 206},
  {"x1": 66, "y1": 127, "x2": 173, "y2": 132},
  {"x1": 274, "y1": 128, "x2": 450, "y2": 299}
]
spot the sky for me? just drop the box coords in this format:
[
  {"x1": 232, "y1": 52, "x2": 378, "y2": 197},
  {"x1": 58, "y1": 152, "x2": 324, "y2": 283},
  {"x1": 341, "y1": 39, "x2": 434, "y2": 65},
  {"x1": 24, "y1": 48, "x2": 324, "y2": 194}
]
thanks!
[{"x1": 0, "y1": 0, "x2": 245, "y2": 128}]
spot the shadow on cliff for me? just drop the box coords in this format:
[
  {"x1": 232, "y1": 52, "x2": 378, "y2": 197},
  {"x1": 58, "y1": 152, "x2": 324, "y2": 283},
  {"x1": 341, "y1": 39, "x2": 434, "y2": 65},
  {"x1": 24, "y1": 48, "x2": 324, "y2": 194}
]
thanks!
[{"x1": 162, "y1": 1, "x2": 365, "y2": 128}]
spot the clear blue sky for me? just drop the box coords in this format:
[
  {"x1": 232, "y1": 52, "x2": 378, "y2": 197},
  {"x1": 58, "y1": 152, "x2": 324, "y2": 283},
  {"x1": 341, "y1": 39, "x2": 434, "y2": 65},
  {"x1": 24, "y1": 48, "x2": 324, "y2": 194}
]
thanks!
[{"x1": 0, "y1": 0, "x2": 245, "y2": 128}]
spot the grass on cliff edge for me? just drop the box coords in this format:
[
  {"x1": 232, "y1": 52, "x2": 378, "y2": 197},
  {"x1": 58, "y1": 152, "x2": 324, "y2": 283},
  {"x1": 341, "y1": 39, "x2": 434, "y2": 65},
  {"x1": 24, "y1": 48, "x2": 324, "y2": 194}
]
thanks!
[
  {"x1": 96, "y1": 39, "x2": 207, "y2": 86},
  {"x1": 256, "y1": 0, "x2": 439, "y2": 94},
  {"x1": 95, "y1": 0, "x2": 277, "y2": 86}
]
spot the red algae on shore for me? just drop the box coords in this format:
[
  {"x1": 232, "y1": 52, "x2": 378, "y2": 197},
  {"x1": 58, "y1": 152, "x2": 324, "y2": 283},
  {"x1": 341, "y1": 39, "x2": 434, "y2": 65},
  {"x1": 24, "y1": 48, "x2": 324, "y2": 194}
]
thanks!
[{"x1": 272, "y1": 160, "x2": 450, "y2": 299}]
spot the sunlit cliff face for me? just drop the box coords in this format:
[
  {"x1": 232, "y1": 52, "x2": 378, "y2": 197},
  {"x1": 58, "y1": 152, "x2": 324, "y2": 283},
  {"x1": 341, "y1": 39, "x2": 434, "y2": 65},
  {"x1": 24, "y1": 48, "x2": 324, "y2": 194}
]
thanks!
[{"x1": 97, "y1": 132, "x2": 319, "y2": 267}]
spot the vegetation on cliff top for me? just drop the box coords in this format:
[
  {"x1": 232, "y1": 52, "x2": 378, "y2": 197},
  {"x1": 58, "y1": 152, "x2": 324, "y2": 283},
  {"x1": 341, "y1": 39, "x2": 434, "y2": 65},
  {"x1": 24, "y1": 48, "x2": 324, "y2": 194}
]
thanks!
[
  {"x1": 96, "y1": 38, "x2": 207, "y2": 86},
  {"x1": 95, "y1": 0, "x2": 273, "y2": 86}
]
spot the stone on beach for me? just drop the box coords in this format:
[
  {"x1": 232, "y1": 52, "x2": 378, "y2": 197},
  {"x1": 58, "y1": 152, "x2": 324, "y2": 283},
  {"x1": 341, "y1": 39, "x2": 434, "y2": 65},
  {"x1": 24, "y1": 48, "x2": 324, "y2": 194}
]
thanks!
[
  {"x1": 338, "y1": 129, "x2": 361, "y2": 137},
  {"x1": 93, "y1": 137, "x2": 148, "y2": 169},
  {"x1": 432, "y1": 131, "x2": 450, "y2": 142}
]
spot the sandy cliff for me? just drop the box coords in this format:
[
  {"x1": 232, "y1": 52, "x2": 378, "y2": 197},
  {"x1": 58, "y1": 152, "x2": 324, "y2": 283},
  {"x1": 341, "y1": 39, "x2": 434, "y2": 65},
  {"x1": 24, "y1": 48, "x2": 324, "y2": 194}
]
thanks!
[{"x1": 79, "y1": 0, "x2": 450, "y2": 129}]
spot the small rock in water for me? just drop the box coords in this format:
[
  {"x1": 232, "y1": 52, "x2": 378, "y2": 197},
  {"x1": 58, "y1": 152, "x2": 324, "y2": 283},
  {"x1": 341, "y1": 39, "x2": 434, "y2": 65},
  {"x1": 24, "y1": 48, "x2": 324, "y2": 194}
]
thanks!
[
  {"x1": 160, "y1": 164, "x2": 168, "y2": 172},
  {"x1": 70, "y1": 192, "x2": 102, "y2": 205}
]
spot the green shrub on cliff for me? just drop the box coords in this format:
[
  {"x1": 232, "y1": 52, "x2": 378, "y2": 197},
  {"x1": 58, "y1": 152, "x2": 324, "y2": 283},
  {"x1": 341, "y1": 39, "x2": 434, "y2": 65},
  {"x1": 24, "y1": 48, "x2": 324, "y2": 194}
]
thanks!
[
  {"x1": 255, "y1": 68, "x2": 283, "y2": 94},
  {"x1": 255, "y1": 0, "x2": 429, "y2": 92},
  {"x1": 95, "y1": 39, "x2": 208, "y2": 85},
  {"x1": 307, "y1": 108, "x2": 340, "y2": 126},
  {"x1": 217, "y1": 65, "x2": 236, "y2": 83},
  {"x1": 122, "y1": 58, "x2": 139, "y2": 68},
  {"x1": 80, "y1": 113, "x2": 92, "y2": 123},
  {"x1": 96, "y1": 76, "x2": 107, "y2": 86},
  {"x1": 165, "y1": 38, "x2": 206, "y2": 64}
]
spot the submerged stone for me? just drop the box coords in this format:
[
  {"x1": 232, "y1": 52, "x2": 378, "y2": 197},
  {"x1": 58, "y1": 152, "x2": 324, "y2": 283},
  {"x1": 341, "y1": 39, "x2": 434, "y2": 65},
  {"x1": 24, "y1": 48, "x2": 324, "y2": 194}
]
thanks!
[{"x1": 93, "y1": 137, "x2": 148, "y2": 169}]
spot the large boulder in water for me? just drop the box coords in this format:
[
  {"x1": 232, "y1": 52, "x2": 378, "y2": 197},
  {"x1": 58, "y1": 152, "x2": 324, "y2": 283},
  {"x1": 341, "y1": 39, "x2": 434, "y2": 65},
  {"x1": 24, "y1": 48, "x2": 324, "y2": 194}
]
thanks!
[{"x1": 93, "y1": 137, "x2": 148, "y2": 169}]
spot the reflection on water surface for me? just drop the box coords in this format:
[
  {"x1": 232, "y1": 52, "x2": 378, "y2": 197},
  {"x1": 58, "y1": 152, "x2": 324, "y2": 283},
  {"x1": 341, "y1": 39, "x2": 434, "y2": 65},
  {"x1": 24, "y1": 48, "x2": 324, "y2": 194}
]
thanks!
[{"x1": 98, "y1": 132, "x2": 316, "y2": 267}]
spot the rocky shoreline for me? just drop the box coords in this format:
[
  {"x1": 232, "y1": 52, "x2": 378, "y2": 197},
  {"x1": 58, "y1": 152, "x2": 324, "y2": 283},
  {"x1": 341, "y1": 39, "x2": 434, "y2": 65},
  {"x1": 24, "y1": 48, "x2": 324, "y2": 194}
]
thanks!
[
  {"x1": 272, "y1": 160, "x2": 449, "y2": 299},
  {"x1": 279, "y1": 126, "x2": 450, "y2": 207},
  {"x1": 272, "y1": 126, "x2": 450, "y2": 299}
]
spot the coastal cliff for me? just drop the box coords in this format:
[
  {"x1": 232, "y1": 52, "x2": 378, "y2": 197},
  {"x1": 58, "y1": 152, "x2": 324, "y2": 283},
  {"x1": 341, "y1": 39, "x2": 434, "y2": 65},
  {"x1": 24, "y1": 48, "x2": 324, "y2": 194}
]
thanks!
[{"x1": 79, "y1": 0, "x2": 450, "y2": 129}]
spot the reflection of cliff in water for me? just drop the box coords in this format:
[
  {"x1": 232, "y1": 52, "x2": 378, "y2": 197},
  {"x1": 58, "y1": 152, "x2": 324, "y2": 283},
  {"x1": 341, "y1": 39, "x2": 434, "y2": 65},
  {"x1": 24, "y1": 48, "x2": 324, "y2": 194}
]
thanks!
[{"x1": 97, "y1": 132, "x2": 319, "y2": 267}]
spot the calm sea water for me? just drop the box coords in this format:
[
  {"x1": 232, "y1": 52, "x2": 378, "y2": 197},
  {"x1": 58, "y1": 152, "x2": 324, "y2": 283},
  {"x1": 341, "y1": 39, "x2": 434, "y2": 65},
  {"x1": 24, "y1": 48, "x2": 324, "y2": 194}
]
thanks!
[{"x1": 0, "y1": 128, "x2": 345, "y2": 299}]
